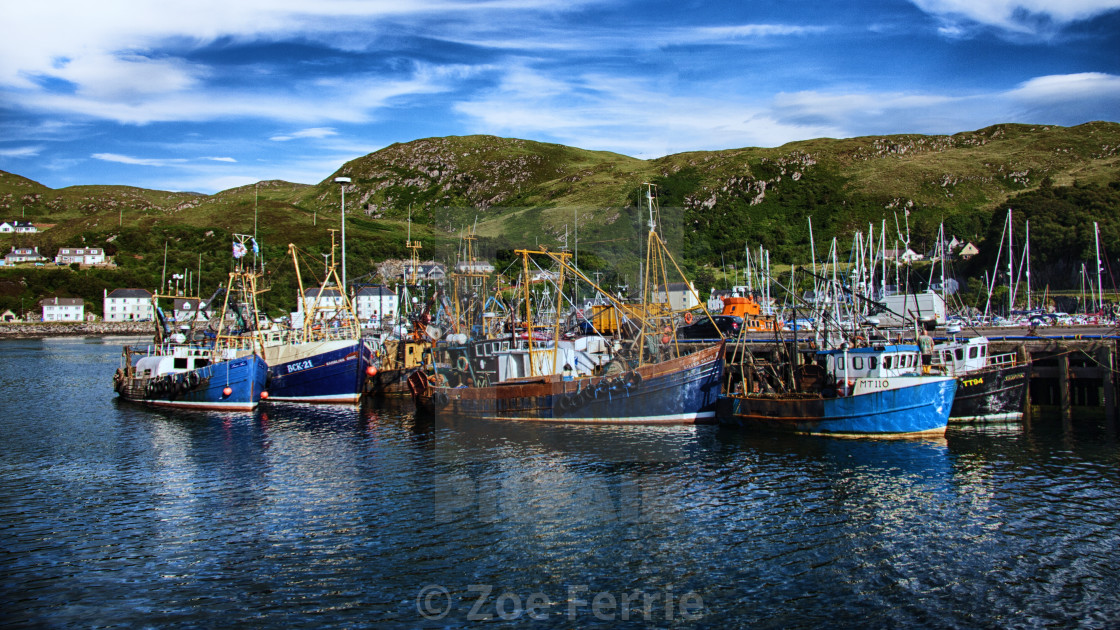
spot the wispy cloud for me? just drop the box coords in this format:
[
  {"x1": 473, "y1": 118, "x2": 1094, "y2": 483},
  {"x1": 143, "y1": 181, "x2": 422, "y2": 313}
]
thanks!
[
  {"x1": 909, "y1": 0, "x2": 1120, "y2": 35},
  {"x1": 270, "y1": 127, "x2": 339, "y2": 142},
  {"x1": 92, "y1": 153, "x2": 187, "y2": 167},
  {"x1": 0, "y1": 146, "x2": 42, "y2": 158}
]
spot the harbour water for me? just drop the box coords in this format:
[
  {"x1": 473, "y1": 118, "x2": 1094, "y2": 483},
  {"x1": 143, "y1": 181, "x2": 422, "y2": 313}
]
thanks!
[{"x1": 2, "y1": 337, "x2": 1119, "y2": 628}]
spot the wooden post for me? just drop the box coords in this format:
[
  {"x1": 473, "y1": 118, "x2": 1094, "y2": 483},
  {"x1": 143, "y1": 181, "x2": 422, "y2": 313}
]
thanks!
[
  {"x1": 1097, "y1": 345, "x2": 1115, "y2": 422},
  {"x1": 1058, "y1": 351, "x2": 1072, "y2": 424},
  {"x1": 1019, "y1": 344, "x2": 1032, "y2": 426}
]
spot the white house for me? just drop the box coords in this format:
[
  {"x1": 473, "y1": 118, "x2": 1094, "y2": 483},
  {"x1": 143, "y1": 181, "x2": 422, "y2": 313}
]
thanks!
[
  {"x1": 104, "y1": 288, "x2": 154, "y2": 321},
  {"x1": 354, "y1": 285, "x2": 399, "y2": 326},
  {"x1": 402, "y1": 262, "x2": 447, "y2": 281},
  {"x1": 653, "y1": 282, "x2": 700, "y2": 311},
  {"x1": 1, "y1": 220, "x2": 37, "y2": 233},
  {"x1": 171, "y1": 297, "x2": 208, "y2": 322},
  {"x1": 453, "y1": 260, "x2": 495, "y2": 274},
  {"x1": 41, "y1": 297, "x2": 84, "y2": 322},
  {"x1": 4, "y1": 246, "x2": 46, "y2": 264},
  {"x1": 884, "y1": 248, "x2": 925, "y2": 262},
  {"x1": 55, "y1": 247, "x2": 106, "y2": 266},
  {"x1": 290, "y1": 286, "x2": 348, "y2": 328}
]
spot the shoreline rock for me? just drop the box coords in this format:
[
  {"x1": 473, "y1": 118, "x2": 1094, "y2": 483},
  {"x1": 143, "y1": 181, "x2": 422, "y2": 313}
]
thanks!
[{"x1": 0, "y1": 322, "x2": 153, "y2": 338}]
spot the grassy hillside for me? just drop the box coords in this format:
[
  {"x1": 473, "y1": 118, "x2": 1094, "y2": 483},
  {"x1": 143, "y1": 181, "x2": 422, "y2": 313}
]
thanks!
[{"x1": 1, "y1": 122, "x2": 1118, "y2": 317}]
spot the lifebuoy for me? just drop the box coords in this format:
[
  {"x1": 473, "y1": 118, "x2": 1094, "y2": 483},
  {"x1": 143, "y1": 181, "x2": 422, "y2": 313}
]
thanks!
[
  {"x1": 576, "y1": 309, "x2": 584, "y2": 319},
  {"x1": 456, "y1": 356, "x2": 469, "y2": 371},
  {"x1": 624, "y1": 371, "x2": 643, "y2": 388},
  {"x1": 683, "y1": 312, "x2": 694, "y2": 325}
]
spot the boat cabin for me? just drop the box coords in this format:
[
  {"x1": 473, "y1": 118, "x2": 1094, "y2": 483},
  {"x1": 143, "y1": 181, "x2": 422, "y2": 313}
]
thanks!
[
  {"x1": 133, "y1": 345, "x2": 215, "y2": 379},
  {"x1": 720, "y1": 295, "x2": 783, "y2": 332},
  {"x1": 820, "y1": 344, "x2": 923, "y2": 380},
  {"x1": 929, "y1": 336, "x2": 988, "y2": 375}
]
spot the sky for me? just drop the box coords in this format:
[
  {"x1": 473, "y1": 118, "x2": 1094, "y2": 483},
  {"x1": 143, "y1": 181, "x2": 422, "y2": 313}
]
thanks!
[{"x1": 1, "y1": 0, "x2": 1119, "y2": 195}]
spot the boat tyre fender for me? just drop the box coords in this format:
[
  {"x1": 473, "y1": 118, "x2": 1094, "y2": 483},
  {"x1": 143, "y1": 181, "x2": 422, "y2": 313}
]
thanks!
[
  {"x1": 557, "y1": 393, "x2": 574, "y2": 411},
  {"x1": 188, "y1": 372, "x2": 200, "y2": 389},
  {"x1": 594, "y1": 380, "x2": 611, "y2": 399},
  {"x1": 433, "y1": 391, "x2": 450, "y2": 408},
  {"x1": 146, "y1": 381, "x2": 156, "y2": 396},
  {"x1": 624, "y1": 371, "x2": 642, "y2": 388}
]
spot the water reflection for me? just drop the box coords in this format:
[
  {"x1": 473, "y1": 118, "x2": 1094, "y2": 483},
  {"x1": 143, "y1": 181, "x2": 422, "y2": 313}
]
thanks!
[{"x1": 3, "y1": 339, "x2": 1120, "y2": 628}]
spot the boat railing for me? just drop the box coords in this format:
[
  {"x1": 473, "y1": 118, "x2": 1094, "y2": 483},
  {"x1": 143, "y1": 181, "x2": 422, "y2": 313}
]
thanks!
[{"x1": 988, "y1": 351, "x2": 1021, "y2": 367}]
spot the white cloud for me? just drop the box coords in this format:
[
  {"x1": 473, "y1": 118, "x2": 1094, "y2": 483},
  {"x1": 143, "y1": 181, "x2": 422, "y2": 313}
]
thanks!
[
  {"x1": 454, "y1": 67, "x2": 843, "y2": 157},
  {"x1": 206, "y1": 156, "x2": 237, "y2": 162},
  {"x1": 909, "y1": 0, "x2": 1120, "y2": 33},
  {"x1": 1007, "y1": 72, "x2": 1120, "y2": 102},
  {"x1": 0, "y1": 146, "x2": 42, "y2": 158},
  {"x1": 270, "y1": 127, "x2": 339, "y2": 141},
  {"x1": 92, "y1": 153, "x2": 187, "y2": 167}
]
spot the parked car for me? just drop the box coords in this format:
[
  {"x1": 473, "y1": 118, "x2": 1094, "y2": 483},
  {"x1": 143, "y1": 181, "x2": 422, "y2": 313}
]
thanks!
[{"x1": 677, "y1": 315, "x2": 742, "y2": 339}]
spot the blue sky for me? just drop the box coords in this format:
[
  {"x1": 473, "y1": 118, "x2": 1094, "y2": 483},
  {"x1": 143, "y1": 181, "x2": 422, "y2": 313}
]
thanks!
[{"x1": 1, "y1": 0, "x2": 1119, "y2": 194}]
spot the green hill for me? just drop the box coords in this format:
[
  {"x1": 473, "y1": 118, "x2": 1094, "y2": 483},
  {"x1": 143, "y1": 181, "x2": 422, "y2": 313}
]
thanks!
[{"x1": 2, "y1": 122, "x2": 1119, "y2": 317}]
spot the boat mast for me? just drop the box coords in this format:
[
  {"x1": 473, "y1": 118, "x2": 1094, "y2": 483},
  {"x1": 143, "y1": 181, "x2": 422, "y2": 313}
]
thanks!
[
  {"x1": 1025, "y1": 219, "x2": 1031, "y2": 311},
  {"x1": 1095, "y1": 221, "x2": 1104, "y2": 312},
  {"x1": 1007, "y1": 208, "x2": 1014, "y2": 315}
]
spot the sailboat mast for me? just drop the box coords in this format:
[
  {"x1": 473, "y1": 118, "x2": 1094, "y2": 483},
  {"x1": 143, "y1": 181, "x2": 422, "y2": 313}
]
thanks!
[
  {"x1": 1095, "y1": 221, "x2": 1104, "y2": 311},
  {"x1": 1025, "y1": 220, "x2": 1031, "y2": 311},
  {"x1": 1007, "y1": 209, "x2": 1014, "y2": 315}
]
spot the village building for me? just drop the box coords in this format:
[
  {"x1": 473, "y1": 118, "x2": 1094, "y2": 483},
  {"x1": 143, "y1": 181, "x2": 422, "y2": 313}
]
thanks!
[
  {"x1": 0, "y1": 220, "x2": 38, "y2": 233},
  {"x1": 353, "y1": 285, "x2": 400, "y2": 327},
  {"x1": 40, "y1": 297, "x2": 85, "y2": 322},
  {"x1": 103, "y1": 288, "x2": 154, "y2": 321},
  {"x1": 402, "y1": 262, "x2": 447, "y2": 281},
  {"x1": 3, "y1": 246, "x2": 46, "y2": 265},
  {"x1": 652, "y1": 282, "x2": 700, "y2": 311},
  {"x1": 55, "y1": 247, "x2": 107, "y2": 265},
  {"x1": 171, "y1": 297, "x2": 208, "y2": 322},
  {"x1": 453, "y1": 260, "x2": 495, "y2": 274},
  {"x1": 883, "y1": 248, "x2": 925, "y2": 262}
]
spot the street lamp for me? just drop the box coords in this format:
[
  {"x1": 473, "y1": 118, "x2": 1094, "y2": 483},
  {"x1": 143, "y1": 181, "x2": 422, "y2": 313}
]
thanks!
[{"x1": 334, "y1": 176, "x2": 351, "y2": 290}]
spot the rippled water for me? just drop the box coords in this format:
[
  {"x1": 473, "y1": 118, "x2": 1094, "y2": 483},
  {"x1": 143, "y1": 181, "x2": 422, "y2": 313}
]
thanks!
[{"x1": 2, "y1": 337, "x2": 1119, "y2": 628}]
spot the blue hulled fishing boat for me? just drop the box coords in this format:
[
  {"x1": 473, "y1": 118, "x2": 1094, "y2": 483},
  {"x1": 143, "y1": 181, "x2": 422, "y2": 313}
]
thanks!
[
  {"x1": 262, "y1": 235, "x2": 374, "y2": 404},
  {"x1": 718, "y1": 343, "x2": 957, "y2": 437},
  {"x1": 113, "y1": 238, "x2": 270, "y2": 411}
]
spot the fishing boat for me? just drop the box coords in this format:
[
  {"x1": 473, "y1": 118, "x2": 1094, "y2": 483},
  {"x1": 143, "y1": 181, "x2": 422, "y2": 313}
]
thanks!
[
  {"x1": 262, "y1": 234, "x2": 375, "y2": 404},
  {"x1": 718, "y1": 342, "x2": 957, "y2": 437},
  {"x1": 928, "y1": 334, "x2": 1029, "y2": 422},
  {"x1": 112, "y1": 236, "x2": 269, "y2": 411},
  {"x1": 364, "y1": 323, "x2": 432, "y2": 400},
  {"x1": 410, "y1": 183, "x2": 725, "y2": 423}
]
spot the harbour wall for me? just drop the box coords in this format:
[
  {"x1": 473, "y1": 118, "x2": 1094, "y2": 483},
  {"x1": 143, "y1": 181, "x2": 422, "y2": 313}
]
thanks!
[{"x1": 0, "y1": 322, "x2": 152, "y2": 338}]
